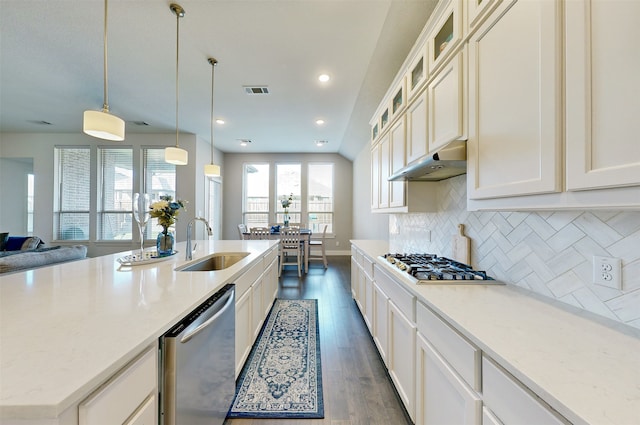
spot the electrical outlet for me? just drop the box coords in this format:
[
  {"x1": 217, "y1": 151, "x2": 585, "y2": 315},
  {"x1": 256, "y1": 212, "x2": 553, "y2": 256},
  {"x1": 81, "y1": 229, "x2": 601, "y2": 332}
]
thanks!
[
  {"x1": 336, "y1": 241, "x2": 340, "y2": 247},
  {"x1": 593, "y1": 256, "x2": 622, "y2": 289}
]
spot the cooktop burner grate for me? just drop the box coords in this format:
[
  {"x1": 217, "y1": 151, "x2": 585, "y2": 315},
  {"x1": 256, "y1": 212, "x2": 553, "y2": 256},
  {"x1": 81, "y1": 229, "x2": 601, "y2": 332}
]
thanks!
[{"x1": 382, "y1": 253, "x2": 496, "y2": 282}]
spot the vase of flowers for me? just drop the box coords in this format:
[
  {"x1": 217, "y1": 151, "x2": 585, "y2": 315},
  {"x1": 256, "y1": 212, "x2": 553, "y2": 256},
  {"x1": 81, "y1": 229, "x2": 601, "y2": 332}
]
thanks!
[
  {"x1": 281, "y1": 193, "x2": 293, "y2": 227},
  {"x1": 150, "y1": 195, "x2": 186, "y2": 256}
]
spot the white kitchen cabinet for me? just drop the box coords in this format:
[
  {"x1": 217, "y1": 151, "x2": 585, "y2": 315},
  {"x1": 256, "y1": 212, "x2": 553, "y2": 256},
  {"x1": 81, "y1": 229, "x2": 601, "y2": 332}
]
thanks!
[
  {"x1": 467, "y1": 0, "x2": 500, "y2": 34},
  {"x1": 565, "y1": 0, "x2": 640, "y2": 191},
  {"x1": 406, "y1": 90, "x2": 429, "y2": 165},
  {"x1": 406, "y1": 42, "x2": 429, "y2": 101},
  {"x1": 428, "y1": 0, "x2": 464, "y2": 72},
  {"x1": 379, "y1": 133, "x2": 390, "y2": 209},
  {"x1": 428, "y1": 49, "x2": 466, "y2": 153},
  {"x1": 235, "y1": 286, "x2": 252, "y2": 376},
  {"x1": 388, "y1": 299, "x2": 417, "y2": 421},
  {"x1": 235, "y1": 247, "x2": 278, "y2": 376},
  {"x1": 351, "y1": 255, "x2": 359, "y2": 301},
  {"x1": 416, "y1": 301, "x2": 480, "y2": 390},
  {"x1": 251, "y1": 274, "x2": 264, "y2": 338},
  {"x1": 372, "y1": 281, "x2": 389, "y2": 366},
  {"x1": 467, "y1": 0, "x2": 563, "y2": 200},
  {"x1": 482, "y1": 356, "x2": 569, "y2": 425},
  {"x1": 415, "y1": 332, "x2": 482, "y2": 425},
  {"x1": 482, "y1": 407, "x2": 503, "y2": 425},
  {"x1": 79, "y1": 344, "x2": 157, "y2": 425},
  {"x1": 389, "y1": 117, "x2": 407, "y2": 208},
  {"x1": 370, "y1": 142, "x2": 380, "y2": 210}
]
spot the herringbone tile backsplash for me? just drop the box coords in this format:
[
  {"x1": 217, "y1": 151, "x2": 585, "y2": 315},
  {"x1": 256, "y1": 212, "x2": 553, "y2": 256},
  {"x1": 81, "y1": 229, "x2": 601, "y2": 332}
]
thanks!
[{"x1": 389, "y1": 175, "x2": 640, "y2": 330}]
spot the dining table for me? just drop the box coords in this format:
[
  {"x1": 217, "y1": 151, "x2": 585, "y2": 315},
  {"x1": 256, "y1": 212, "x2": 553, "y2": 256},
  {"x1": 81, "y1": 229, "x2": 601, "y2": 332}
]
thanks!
[{"x1": 243, "y1": 228, "x2": 312, "y2": 272}]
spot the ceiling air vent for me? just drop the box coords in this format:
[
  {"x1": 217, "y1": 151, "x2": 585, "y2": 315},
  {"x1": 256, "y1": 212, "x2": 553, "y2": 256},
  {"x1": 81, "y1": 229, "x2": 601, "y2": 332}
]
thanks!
[{"x1": 243, "y1": 86, "x2": 270, "y2": 95}]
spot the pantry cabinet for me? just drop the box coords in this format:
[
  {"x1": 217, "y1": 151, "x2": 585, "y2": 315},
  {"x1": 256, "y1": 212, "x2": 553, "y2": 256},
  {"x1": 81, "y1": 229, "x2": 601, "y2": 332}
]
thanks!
[
  {"x1": 565, "y1": 0, "x2": 640, "y2": 191},
  {"x1": 467, "y1": 0, "x2": 563, "y2": 201}
]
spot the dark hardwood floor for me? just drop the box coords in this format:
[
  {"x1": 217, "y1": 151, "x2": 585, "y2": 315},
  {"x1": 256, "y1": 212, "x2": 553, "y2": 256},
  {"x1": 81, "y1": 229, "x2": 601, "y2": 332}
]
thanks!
[{"x1": 225, "y1": 256, "x2": 412, "y2": 425}]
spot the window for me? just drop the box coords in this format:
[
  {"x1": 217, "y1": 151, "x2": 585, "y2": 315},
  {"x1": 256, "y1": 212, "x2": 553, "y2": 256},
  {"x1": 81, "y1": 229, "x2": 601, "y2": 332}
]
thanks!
[
  {"x1": 308, "y1": 163, "x2": 333, "y2": 233},
  {"x1": 27, "y1": 173, "x2": 34, "y2": 235},
  {"x1": 143, "y1": 148, "x2": 177, "y2": 237},
  {"x1": 54, "y1": 147, "x2": 90, "y2": 240},
  {"x1": 276, "y1": 163, "x2": 301, "y2": 225},
  {"x1": 243, "y1": 163, "x2": 270, "y2": 228},
  {"x1": 98, "y1": 148, "x2": 133, "y2": 240}
]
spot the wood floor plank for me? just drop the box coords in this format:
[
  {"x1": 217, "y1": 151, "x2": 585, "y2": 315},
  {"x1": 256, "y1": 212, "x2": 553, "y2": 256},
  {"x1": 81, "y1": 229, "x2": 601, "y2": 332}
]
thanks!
[{"x1": 224, "y1": 257, "x2": 411, "y2": 425}]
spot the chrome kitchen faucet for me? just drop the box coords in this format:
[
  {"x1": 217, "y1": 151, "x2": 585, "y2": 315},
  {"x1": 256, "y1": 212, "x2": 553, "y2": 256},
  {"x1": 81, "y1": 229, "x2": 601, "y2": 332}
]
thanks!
[{"x1": 185, "y1": 217, "x2": 212, "y2": 260}]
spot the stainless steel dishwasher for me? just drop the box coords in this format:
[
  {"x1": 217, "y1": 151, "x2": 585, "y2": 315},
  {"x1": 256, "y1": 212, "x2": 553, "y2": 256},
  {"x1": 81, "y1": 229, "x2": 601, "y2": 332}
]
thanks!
[{"x1": 160, "y1": 283, "x2": 235, "y2": 425}]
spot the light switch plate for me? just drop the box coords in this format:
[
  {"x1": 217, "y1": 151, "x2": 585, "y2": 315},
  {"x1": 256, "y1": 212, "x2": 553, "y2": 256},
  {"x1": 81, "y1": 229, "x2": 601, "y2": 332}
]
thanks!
[{"x1": 592, "y1": 256, "x2": 622, "y2": 289}]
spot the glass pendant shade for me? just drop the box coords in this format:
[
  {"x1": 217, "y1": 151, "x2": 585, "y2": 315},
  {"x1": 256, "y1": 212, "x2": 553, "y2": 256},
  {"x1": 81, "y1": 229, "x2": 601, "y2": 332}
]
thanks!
[
  {"x1": 165, "y1": 146, "x2": 188, "y2": 165},
  {"x1": 204, "y1": 163, "x2": 221, "y2": 177},
  {"x1": 83, "y1": 110, "x2": 125, "y2": 141}
]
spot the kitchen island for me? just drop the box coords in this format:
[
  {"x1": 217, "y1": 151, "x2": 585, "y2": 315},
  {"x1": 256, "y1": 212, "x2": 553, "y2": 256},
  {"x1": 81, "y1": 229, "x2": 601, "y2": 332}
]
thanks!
[
  {"x1": 351, "y1": 240, "x2": 640, "y2": 425},
  {"x1": 0, "y1": 239, "x2": 278, "y2": 424}
]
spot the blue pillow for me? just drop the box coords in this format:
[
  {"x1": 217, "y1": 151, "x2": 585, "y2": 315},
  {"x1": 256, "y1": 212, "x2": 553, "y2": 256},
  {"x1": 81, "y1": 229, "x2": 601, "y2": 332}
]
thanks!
[
  {"x1": 5, "y1": 236, "x2": 41, "y2": 251},
  {"x1": 270, "y1": 225, "x2": 280, "y2": 233}
]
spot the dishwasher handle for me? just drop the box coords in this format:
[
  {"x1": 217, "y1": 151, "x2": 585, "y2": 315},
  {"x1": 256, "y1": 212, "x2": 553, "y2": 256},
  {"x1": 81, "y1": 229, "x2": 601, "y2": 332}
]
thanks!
[{"x1": 180, "y1": 288, "x2": 234, "y2": 344}]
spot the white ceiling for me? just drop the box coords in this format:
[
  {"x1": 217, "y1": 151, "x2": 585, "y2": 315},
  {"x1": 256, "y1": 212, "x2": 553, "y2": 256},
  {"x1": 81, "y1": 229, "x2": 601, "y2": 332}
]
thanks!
[{"x1": 0, "y1": 0, "x2": 437, "y2": 160}]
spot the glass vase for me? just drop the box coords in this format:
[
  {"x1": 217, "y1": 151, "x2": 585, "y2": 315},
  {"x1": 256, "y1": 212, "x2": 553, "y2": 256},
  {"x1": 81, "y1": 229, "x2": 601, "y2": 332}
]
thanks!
[{"x1": 156, "y1": 231, "x2": 175, "y2": 256}]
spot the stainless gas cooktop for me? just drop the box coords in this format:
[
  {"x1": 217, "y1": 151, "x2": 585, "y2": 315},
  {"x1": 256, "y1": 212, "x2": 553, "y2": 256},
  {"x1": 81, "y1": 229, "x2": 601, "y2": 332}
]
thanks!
[{"x1": 381, "y1": 253, "x2": 504, "y2": 285}]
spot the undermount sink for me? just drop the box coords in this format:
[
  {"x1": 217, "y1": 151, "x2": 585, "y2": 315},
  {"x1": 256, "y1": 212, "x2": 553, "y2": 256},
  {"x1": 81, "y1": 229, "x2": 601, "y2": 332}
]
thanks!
[{"x1": 176, "y1": 252, "x2": 250, "y2": 272}]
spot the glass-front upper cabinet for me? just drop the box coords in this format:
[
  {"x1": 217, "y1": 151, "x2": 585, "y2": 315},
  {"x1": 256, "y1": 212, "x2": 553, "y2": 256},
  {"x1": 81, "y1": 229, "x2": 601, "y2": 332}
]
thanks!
[
  {"x1": 391, "y1": 80, "x2": 406, "y2": 120},
  {"x1": 371, "y1": 122, "x2": 379, "y2": 142},
  {"x1": 429, "y1": 0, "x2": 463, "y2": 71},
  {"x1": 405, "y1": 42, "x2": 429, "y2": 100},
  {"x1": 380, "y1": 107, "x2": 389, "y2": 131}
]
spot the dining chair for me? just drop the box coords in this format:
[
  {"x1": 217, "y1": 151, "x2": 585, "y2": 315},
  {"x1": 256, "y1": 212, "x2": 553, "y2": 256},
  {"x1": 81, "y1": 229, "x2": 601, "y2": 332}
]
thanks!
[
  {"x1": 249, "y1": 227, "x2": 271, "y2": 240},
  {"x1": 237, "y1": 224, "x2": 248, "y2": 240},
  {"x1": 278, "y1": 228, "x2": 302, "y2": 277},
  {"x1": 308, "y1": 224, "x2": 328, "y2": 268}
]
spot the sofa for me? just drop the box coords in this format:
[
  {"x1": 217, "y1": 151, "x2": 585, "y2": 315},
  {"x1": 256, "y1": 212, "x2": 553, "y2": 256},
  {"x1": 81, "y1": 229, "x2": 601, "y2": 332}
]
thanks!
[{"x1": 0, "y1": 235, "x2": 87, "y2": 275}]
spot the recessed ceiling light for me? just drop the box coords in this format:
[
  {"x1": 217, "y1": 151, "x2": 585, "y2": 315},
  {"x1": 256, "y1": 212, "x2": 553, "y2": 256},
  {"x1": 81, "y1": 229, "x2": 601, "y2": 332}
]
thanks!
[
  {"x1": 318, "y1": 74, "x2": 330, "y2": 83},
  {"x1": 216, "y1": 119, "x2": 225, "y2": 125},
  {"x1": 238, "y1": 139, "x2": 252, "y2": 146},
  {"x1": 315, "y1": 140, "x2": 328, "y2": 147},
  {"x1": 315, "y1": 119, "x2": 325, "y2": 125}
]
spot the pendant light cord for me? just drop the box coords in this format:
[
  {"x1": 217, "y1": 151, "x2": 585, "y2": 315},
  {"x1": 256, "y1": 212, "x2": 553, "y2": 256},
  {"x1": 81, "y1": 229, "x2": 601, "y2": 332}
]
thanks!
[
  {"x1": 175, "y1": 10, "x2": 181, "y2": 148},
  {"x1": 209, "y1": 58, "x2": 217, "y2": 163},
  {"x1": 102, "y1": 0, "x2": 110, "y2": 112}
]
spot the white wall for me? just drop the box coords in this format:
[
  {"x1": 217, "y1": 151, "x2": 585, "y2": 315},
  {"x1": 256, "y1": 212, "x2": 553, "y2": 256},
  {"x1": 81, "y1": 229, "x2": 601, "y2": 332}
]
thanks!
[
  {"x1": 0, "y1": 132, "x2": 221, "y2": 257},
  {"x1": 221, "y1": 152, "x2": 352, "y2": 253},
  {"x1": 0, "y1": 157, "x2": 32, "y2": 234}
]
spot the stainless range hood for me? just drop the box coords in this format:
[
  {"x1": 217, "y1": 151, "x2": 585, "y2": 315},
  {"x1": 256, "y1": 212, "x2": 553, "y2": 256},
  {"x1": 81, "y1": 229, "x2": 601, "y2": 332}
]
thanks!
[{"x1": 388, "y1": 140, "x2": 467, "y2": 181}]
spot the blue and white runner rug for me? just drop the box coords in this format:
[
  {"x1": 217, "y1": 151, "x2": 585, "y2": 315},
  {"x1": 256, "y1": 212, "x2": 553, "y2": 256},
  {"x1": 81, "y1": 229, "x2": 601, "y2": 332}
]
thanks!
[{"x1": 227, "y1": 299, "x2": 324, "y2": 418}]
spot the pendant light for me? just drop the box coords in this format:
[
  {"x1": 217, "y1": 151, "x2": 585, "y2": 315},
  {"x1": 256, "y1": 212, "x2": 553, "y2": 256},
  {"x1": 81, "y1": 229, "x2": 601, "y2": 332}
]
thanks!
[
  {"x1": 83, "y1": 0, "x2": 125, "y2": 141},
  {"x1": 204, "y1": 57, "x2": 221, "y2": 177},
  {"x1": 165, "y1": 3, "x2": 188, "y2": 165}
]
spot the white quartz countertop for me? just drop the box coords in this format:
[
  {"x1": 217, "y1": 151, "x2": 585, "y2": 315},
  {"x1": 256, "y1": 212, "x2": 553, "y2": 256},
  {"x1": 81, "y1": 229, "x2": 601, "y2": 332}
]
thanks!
[
  {"x1": 0, "y1": 240, "x2": 277, "y2": 421},
  {"x1": 351, "y1": 240, "x2": 640, "y2": 425}
]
